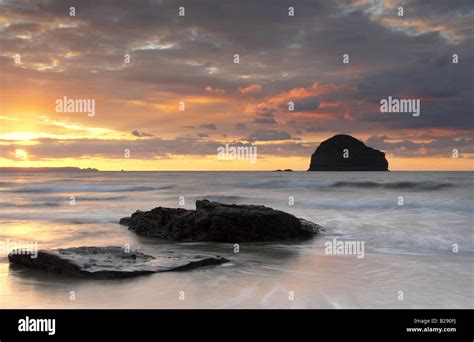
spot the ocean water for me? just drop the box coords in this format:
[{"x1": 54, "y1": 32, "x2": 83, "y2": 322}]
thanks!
[{"x1": 0, "y1": 171, "x2": 472, "y2": 308}]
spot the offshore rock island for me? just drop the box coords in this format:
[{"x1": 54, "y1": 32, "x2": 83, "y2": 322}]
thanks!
[{"x1": 308, "y1": 134, "x2": 389, "y2": 171}]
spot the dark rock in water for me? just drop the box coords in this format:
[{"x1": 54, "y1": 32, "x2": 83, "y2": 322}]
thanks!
[
  {"x1": 274, "y1": 169, "x2": 293, "y2": 172},
  {"x1": 308, "y1": 134, "x2": 388, "y2": 171},
  {"x1": 120, "y1": 200, "x2": 321, "y2": 242},
  {"x1": 8, "y1": 246, "x2": 228, "y2": 279}
]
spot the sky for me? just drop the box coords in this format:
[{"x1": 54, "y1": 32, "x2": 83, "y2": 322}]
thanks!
[{"x1": 0, "y1": 0, "x2": 473, "y2": 171}]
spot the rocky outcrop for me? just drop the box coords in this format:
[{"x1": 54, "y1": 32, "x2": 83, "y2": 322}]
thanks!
[
  {"x1": 120, "y1": 200, "x2": 321, "y2": 242},
  {"x1": 308, "y1": 134, "x2": 388, "y2": 171},
  {"x1": 8, "y1": 246, "x2": 228, "y2": 279}
]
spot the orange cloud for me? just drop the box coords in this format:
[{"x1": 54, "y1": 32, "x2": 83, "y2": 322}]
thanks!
[
  {"x1": 239, "y1": 84, "x2": 262, "y2": 94},
  {"x1": 343, "y1": 112, "x2": 354, "y2": 121},
  {"x1": 244, "y1": 82, "x2": 351, "y2": 122},
  {"x1": 265, "y1": 82, "x2": 352, "y2": 107},
  {"x1": 205, "y1": 86, "x2": 225, "y2": 95}
]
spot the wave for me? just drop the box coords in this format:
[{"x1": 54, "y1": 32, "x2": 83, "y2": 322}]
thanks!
[
  {"x1": 0, "y1": 195, "x2": 127, "y2": 208},
  {"x1": 304, "y1": 198, "x2": 472, "y2": 212},
  {"x1": 241, "y1": 179, "x2": 454, "y2": 191},
  {"x1": 7, "y1": 184, "x2": 174, "y2": 193},
  {"x1": 74, "y1": 196, "x2": 128, "y2": 201},
  {"x1": 330, "y1": 181, "x2": 453, "y2": 191}
]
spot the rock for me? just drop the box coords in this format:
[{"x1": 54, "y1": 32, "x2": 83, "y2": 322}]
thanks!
[
  {"x1": 308, "y1": 134, "x2": 388, "y2": 171},
  {"x1": 120, "y1": 200, "x2": 321, "y2": 242},
  {"x1": 8, "y1": 246, "x2": 228, "y2": 279},
  {"x1": 273, "y1": 169, "x2": 293, "y2": 172}
]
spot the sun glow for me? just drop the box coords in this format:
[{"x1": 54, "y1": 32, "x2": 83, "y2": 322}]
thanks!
[{"x1": 14, "y1": 149, "x2": 29, "y2": 160}]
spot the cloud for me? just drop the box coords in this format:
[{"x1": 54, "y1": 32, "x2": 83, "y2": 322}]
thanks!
[
  {"x1": 131, "y1": 130, "x2": 154, "y2": 137},
  {"x1": 292, "y1": 96, "x2": 320, "y2": 112},
  {"x1": 246, "y1": 130, "x2": 293, "y2": 142},
  {"x1": 1, "y1": 0, "x2": 472, "y2": 168},
  {"x1": 234, "y1": 123, "x2": 247, "y2": 130},
  {"x1": 253, "y1": 117, "x2": 277, "y2": 124},
  {"x1": 200, "y1": 123, "x2": 217, "y2": 130},
  {"x1": 343, "y1": 112, "x2": 354, "y2": 121},
  {"x1": 365, "y1": 135, "x2": 474, "y2": 158},
  {"x1": 0, "y1": 135, "x2": 312, "y2": 159},
  {"x1": 240, "y1": 84, "x2": 262, "y2": 94},
  {"x1": 205, "y1": 85, "x2": 225, "y2": 95}
]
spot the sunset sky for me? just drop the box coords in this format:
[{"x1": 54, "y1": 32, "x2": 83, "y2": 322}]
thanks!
[{"x1": 1, "y1": 0, "x2": 473, "y2": 171}]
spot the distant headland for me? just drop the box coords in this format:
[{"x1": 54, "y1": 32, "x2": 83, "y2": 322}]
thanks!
[{"x1": 0, "y1": 167, "x2": 99, "y2": 172}]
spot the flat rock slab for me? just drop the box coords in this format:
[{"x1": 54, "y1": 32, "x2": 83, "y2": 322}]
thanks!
[
  {"x1": 8, "y1": 246, "x2": 229, "y2": 279},
  {"x1": 120, "y1": 199, "x2": 322, "y2": 242}
]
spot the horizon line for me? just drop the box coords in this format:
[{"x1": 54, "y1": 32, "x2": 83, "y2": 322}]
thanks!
[{"x1": 0, "y1": 167, "x2": 472, "y2": 172}]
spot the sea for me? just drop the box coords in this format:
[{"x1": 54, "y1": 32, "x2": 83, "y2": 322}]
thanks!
[{"x1": 0, "y1": 171, "x2": 472, "y2": 308}]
